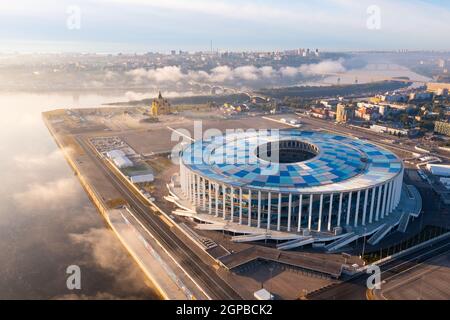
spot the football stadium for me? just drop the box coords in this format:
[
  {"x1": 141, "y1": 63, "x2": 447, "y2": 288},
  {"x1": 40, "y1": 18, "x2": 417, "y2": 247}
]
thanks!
[{"x1": 175, "y1": 130, "x2": 407, "y2": 250}]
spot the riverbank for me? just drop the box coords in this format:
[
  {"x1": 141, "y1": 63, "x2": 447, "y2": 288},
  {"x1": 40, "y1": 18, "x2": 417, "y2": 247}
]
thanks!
[{"x1": 42, "y1": 112, "x2": 207, "y2": 300}]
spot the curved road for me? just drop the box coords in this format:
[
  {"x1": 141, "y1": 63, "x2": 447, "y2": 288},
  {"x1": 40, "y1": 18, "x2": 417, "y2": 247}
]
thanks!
[{"x1": 307, "y1": 237, "x2": 450, "y2": 300}]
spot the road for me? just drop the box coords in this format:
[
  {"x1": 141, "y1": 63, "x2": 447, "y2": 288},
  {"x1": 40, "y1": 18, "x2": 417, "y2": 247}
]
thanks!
[
  {"x1": 76, "y1": 136, "x2": 242, "y2": 300},
  {"x1": 294, "y1": 114, "x2": 450, "y2": 162},
  {"x1": 306, "y1": 236, "x2": 450, "y2": 300}
]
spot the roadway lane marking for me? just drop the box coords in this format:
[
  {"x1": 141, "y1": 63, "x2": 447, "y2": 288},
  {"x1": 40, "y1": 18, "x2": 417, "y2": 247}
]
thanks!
[
  {"x1": 262, "y1": 116, "x2": 302, "y2": 128},
  {"x1": 84, "y1": 136, "x2": 243, "y2": 300},
  {"x1": 101, "y1": 153, "x2": 237, "y2": 299},
  {"x1": 294, "y1": 115, "x2": 428, "y2": 157},
  {"x1": 167, "y1": 126, "x2": 194, "y2": 142},
  {"x1": 124, "y1": 207, "x2": 210, "y2": 300},
  {"x1": 382, "y1": 245, "x2": 450, "y2": 284},
  {"x1": 76, "y1": 137, "x2": 214, "y2": 299}
]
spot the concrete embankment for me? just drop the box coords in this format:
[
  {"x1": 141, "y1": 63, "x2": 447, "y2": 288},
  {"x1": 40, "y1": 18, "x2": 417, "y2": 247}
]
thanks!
[{"x1": 42, "y1": 114, "x2": 206, "y2": 300}]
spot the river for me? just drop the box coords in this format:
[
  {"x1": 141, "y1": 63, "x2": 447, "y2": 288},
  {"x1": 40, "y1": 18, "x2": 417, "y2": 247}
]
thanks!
[{"x1": 0, "y1": 92, "x2": 160, "y2": 299}]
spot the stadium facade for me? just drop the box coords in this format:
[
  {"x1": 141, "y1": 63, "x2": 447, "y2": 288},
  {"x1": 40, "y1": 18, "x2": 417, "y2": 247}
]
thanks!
[{"x1": 179, "y1": 130, "x2": 404, "y2": 235}]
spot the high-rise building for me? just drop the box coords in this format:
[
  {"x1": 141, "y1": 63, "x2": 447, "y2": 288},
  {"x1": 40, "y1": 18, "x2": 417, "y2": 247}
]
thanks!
[{"x1": 336, "y1": 103, "x2": 353, "y2": 123}]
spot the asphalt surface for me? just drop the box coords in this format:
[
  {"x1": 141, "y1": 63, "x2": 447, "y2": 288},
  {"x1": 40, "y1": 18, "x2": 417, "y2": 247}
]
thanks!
[
  {"x1": 306, "y1": 236, "x2": 450, "y2": 300},
  {"x1": 295, "y1": 114, "x2": 450, "y2": 162},
  {"x1": 76, "y1": 136, "x2": 242, "y2": 300}
]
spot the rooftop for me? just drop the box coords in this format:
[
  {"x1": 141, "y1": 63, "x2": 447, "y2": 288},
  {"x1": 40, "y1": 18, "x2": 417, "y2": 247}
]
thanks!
[{"x1": 181, "y1": 130, "x2": 403, "y2": 193}]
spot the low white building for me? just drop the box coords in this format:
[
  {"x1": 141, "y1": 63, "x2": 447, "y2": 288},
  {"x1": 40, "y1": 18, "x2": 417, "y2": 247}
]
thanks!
[
  {"x1": 106, "y1": 149, "x2": 133, "y2": 168},
  {"x1": 427, "y1": 164, "x2": 450, "y2": 177},
  {"x1": 370, "y1": 124, "x2": 410, "y2": 136},
  {"x1": 113, "y1": 155, "x2": 133, "y2": 169},
  {"x1": 112, "y1": 156, "x2": 133, "y2": 169},
  {"x1": 130, "y1": 174, "x2": 154, "y2": 184},
  {"x1": 106, "y1": 149, "x2": 125, "y2": 159}
]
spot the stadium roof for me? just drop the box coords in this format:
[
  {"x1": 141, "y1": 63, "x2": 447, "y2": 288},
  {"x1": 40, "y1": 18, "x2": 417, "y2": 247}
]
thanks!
[{"x1": 181, "y1": 130, "x2": 403, "y2": 193}]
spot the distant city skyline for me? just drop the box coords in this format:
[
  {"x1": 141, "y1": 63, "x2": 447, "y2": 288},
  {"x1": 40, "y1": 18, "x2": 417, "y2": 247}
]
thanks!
[{"x1": 1, "y1": 0, "x2": 450, "y2": 53}]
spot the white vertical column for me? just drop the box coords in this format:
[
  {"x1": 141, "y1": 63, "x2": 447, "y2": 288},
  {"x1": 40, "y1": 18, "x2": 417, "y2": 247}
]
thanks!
[
  {"x1": 239, "y1": 188, "x2": 243, "y2": 225},
  {"x1": 222, "y1": 184, "x2": 227, "y2": 220},
  {"x1": 385, "y1": 182, "x2": 392, "y2": 216},
  {"x1": 354, "y1": 191, "x2": 361, "y2": 227},
  {"x1": 393, "y1": 178, "x2": 399, "y2": 209},
  {"x1": 376, "y1": 185, "x2": 382, "y2": 221},
  {"x1": 386, "y1": 181, "x2": 393, "y2": 216},
  {"x1": 337, "y1": 193, "x2": 343, "y2": 227},
  {"x1": 189, "y1": 173, "x2": 192, "y2": 203},
  {"x1": 248, "y1": 190, "x2": 252, "y2": 227},
  {"x1": 297, "y1": 194, "x2": 303, "y2": 232},
  {"x1": 390, "y1": 181, "x2": 394, "y2": 213},
  {"x1": 381, "y1": 183, "x2": 388, "y2": 219},
  {"x1": 186, "y1": 171, "x2": 190, "y2": 201},
  {"x1": 308, "y1": 194, "x2": 313, "y2": 230},
  {"x1": 389, "y1": 180, "x2": 394, "y2": 212},
  {"x1": 398, "y1": 171, "x2": 404, "y2": 205},
  {"x1": 192, "y1": 174, "x2": 196, "y2": 205},
  {"x1": 230, "y1": 187, "x2": 234, "y2": 222},
  {"x1": 390, "y1": 181, "x2": 395, "y2": 214},
  {"x1": 277, "y1": 193, "x2": 282, "y2": 231},
  {"x1": 193, "y1": 174, "x2": 199, "y2": 208},
  {"x1": 318, "y1": 194, "x2": 324, "y2": 232},
  {"x1": 397, "y1": 173, "x2": 403, "y2": 205},
  {"x1": 215, "y1": 183, "x2": 219, "y2": 217},
  {"x1": 287, "y1": 194, "x2": 292, "y2": 232},
  {"x1": 202, "y1": 178, "x2": 206, "y2": 210},
  {"x1": 396, "y1": 174, "x2": 402, "y2": 207},
  {"x1": 257, "y1": 191, "x2": 262, "y2": 228},
  {"x1": 327, "y1": 194, "x2": 334, "y2": 232},
  {"x1": 186, "y1": 170, "x2": 190, "y2": 200},
  {"x1": 193, "y1": 175, "x2": 197, "y2": 206},
  {"x1": 346, "y1": 192, "x2": 353, "y2": 225},
  {"x1": 192, "y1": 174, "x2": 198, "y2": 207},
  {"x1": 369, "y1": 187, "x2": 376, "y2": 224},
  {"x1": 362, "y1": 189, "x2": 369, "y2": 226},
  {"x1": 267, "y1": 192, "x2": 271, "y2": 230},
  {"x1": 208, "y1": 181, "x2": 212, "y2": 215}
]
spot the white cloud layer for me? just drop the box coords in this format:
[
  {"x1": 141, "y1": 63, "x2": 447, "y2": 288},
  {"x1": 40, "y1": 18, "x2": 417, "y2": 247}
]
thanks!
[
  {"x1": 13, "y1": 178, "x2": 81, "y2": 211},
  {"x1": 126, "y1": 60, "x2": 346, "y2": 85}
]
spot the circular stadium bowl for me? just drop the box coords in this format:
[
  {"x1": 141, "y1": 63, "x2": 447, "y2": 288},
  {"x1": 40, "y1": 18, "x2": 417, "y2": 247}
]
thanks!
[{"x1": 179, "y1": 130, "x2": 404, "y2": 235}]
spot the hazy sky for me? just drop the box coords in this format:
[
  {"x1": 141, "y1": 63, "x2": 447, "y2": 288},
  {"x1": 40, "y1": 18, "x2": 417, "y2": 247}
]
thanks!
[{"x1": 1, "y1": 0, "x2": 450, "y2": 53}]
